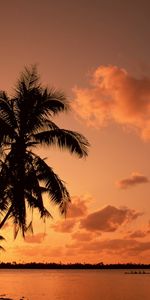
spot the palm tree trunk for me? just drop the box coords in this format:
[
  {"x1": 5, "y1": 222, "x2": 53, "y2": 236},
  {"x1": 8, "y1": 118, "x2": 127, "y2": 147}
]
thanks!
[{"x1": 0, "y1": 205, "x2": 12, "y2": 229}]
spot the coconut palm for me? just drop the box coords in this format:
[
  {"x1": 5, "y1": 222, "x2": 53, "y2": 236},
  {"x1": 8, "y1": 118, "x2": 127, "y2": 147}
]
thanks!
[
  {"x1": 0, "y1": 66, "x2": 89, "y2": 236},
  {"x1": 0, "y1": 234, "x2": 5, "y2": 251}
]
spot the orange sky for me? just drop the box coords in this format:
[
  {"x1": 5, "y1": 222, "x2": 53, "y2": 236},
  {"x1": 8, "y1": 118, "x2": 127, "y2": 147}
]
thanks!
[{"x1": 1, "y1": 0, "x2": 150, "y2": 264}]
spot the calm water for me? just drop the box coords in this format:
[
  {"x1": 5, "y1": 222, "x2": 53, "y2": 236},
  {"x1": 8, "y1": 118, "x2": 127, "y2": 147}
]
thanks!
[{"x1": 0, "y1": 269, "x2": 150, "y2": 300}]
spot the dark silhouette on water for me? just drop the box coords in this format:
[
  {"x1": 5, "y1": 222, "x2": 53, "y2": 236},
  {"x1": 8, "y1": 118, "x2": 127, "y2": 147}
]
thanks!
[
  {"x1": 0, "y1": 262, "x2": 150, "y2": 270},
  {"x1": 0, "y1": 298, "x2": 13, "y2": 300},
  {"x1": 0, "y1": 297, "x2": 13, "y2": 300},
  {"x1": 0, "y1": 66, "x2": 89, "y2": 237},
  {"x1": 124, "y1": 270, "x2": 150, "y2": 274}
]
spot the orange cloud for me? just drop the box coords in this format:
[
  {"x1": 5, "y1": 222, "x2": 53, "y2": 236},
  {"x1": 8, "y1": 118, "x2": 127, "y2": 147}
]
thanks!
[
  {"x1": 71, "y1": 231, "x2": 97, "y2": 241},
  {"x1": 80, "y1": 205, "x2": 142, "y2": 232},
  {"x1": 51, "y1": 219, "x2": 76, "y2": 233},
  {"x1": 130, "y1": 241, "x2": 150, "y2": 254},
  {"x1": 65, "y1": 238, "x2": 137, "y2": 256},
  {"x1": 116, "y1": 172, "x2": 149, "y2": 189},
  {"x1": 73, "y1": 65, "x2": 150, "y2": 139},
  {"x1": 15, "y1": 245, "x2": 63, "y2": 258},
  {"x1": 25, "y1": 233, "x2": 46, "y2": 244},
  {"x1": 129, "y1": 230, "x2": 150, "y2": 238},
  {"x1": 81, "y1": 239, "x2": 138, "y2": 254},
  {"x1": 67, "y1": 196, "x2": 88, "y2": 218},
  {"x1": 52, "y1": 195, "x2": 90, "y2": 233},
  {"x1": 66, "y1": 238, "x2": 150, "y2": 257}
]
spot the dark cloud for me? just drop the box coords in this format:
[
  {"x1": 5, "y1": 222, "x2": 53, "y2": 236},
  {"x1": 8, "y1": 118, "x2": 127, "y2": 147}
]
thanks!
[
  {"x1": 80, "y1": 205, "x2": 142, "y2": 232},
  {"x1": 73, "y1": 65, "x2": 150, "y2": 140},
  {"x1": 116, "y1": 172, "x2": 149, "y2": 189}
]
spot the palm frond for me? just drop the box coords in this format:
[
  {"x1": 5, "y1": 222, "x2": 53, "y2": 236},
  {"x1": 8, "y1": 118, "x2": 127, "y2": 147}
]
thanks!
[
  {"x1": 13, "y1": 68, "x2": 69, "y2": 135},
  {"x1": 0, "y1": 245, "x2": 5, "y2": 251},
  {"x1": 34, "y1": 129, "x2": 89, "y2": 157},
  {"x1": 0, "y1": 159, "x2": 13, "y2": 212},
  {"x1": 0, "y1": 93, "x2": 17, "y2": 129},
  {"x1": 33, "y1": 154, "x2": 71, "y2": 215},
  {"x1": 0, "y1": 235, "x2": 5, "y2": 241},
  {"x1": 26, "y1": 220, "x2": 34, "y2": 234},
  {"x1": 14, "y1": 222, "x2": 20, "y2": 239},
  {"x1": 15, "y1": 65, "x2": 40, "y2": 92},
  {"x1": 11, "y1": 187, "x2": 26, "y2": 237},
  {"x1": 0, "y1": 65, "x2": 89, "y2": 236},
  {"x1": 0, "y1": 235, "x2": 5, "y2": 251},
  {"x1": 39, "y1": 87, "x2": 69, "y2": 115}
]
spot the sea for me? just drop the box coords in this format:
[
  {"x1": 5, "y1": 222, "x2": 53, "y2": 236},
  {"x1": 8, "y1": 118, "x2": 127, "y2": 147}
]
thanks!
[{"x1": 0, "y1": 269, "x2": 150, "y2": 300}]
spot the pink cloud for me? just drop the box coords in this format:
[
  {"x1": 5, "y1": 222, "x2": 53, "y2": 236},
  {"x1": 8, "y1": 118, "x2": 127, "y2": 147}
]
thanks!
[
  {"x1": 116, "y1": 172, "x2": 149, "y2": 189},
  {"x1": 80, "y1": 205, "x2": 142, "y2": 232},
  {"x1": 73, "y1": 65, "x2": 150, "y2": 139}
]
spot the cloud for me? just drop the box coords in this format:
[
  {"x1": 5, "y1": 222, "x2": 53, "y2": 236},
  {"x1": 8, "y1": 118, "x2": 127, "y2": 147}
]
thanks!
[
  {"x1": 71, "y1": 231, "x2": 97, "y2": 241},
  {"x1": 66, "y1": 238, "x2": 150, "y2": 257},
  {"x1": 82, "y1": 239, "x2": 138, "y2": 253},
  {"x1": 72, "y1": 65, "x2": 150, "y2": 140},
  {"x1": 130, "y1": 241, "x2": 150, "y2": 254},
  {"x1": 52, "y1": 219, "x2": 76, "y2": 233},
  {"x1": 16, "y1": 245, "x2": 63, "y2": 258},
  {"x1": 51, "y1": 195, "x2": 90, "y2": 233},
  {"x1": 129, "y1": 230, "x2": 149, "y2": 238},
  {"x1": 16, "y1": 246, "x2": 38, "y2": 257},
  {"x1": 127, "y1": 222, "x2": 150, "y2": 238},
  {"x1": 80, "y1": 205, "x2": 142, "y2": 232},
  {"x1": 116, "y1": 172, "x2": 149, "y2": 189},
  {"x1": 25, "y1": 233, "x2": 46, "y2": 244},
  {"x1": 67, "y1": 196, "x2": 89, "y2": 218},
  {"x1": 66, "y1": 238, "x2": 138, "y2": 255}
]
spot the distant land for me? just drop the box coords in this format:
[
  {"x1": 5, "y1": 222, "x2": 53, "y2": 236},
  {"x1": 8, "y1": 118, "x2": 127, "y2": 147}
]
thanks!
[{"x1": 0, "y1": 262, "x2": 150, "y2": 269}]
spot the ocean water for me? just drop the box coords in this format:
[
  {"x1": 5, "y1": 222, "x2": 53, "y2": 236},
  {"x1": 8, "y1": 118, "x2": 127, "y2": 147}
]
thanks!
[{"x1": 0, "y1": 269, "x2": 150, "y2": 300}]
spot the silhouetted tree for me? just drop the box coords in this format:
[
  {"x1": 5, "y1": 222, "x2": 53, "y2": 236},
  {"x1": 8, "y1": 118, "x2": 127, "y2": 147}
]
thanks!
[
  {"x1": 0, "y1": 66, "x2": 89, "y2": 236},
  {"x1": 0, "y1": 235, "x2": 5, "y2": 251}
]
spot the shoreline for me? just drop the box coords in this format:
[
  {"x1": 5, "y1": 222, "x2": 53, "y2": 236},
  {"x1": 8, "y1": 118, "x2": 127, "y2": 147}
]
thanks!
[{"x1": 0, "y1": 262, "x2": 150, "y2": 270}]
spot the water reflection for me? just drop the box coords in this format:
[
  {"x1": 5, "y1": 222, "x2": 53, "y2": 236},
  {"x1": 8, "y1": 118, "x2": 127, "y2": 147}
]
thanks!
[{"x1": 0, "y1": 269, "x2": 150, "y2": 300}]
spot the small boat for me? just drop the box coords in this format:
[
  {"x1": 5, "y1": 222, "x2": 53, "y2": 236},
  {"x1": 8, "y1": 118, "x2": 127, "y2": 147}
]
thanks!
[{"x1": 124, "y1": 270, "x2": 150, "y2": 274}]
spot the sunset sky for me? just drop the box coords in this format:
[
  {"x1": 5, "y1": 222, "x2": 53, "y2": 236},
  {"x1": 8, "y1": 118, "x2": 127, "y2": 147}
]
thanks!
[{"x1": 1, "y1": 0, "x2": 150, "y2": 264}]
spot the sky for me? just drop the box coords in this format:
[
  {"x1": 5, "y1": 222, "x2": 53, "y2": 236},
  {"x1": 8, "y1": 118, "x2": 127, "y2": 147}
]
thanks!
[{"x1": 1, "y1": 0, "x2": 150, "y2": 264}]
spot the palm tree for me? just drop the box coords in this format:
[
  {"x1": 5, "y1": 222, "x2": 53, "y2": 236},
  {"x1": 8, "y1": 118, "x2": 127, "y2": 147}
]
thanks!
[
  {"x1": 0, "y1": 66, "x2": 89, "y2": 237},
  {"x1": 0, "y1": 234, "x2": 5, "y2": 251}
]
